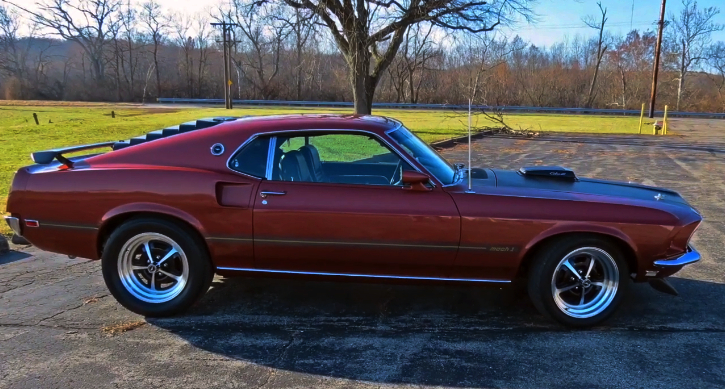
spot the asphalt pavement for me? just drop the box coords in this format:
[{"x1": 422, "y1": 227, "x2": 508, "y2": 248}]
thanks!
[{"x1": 1, "y1": 118, "x2": 724, "y2": 389}]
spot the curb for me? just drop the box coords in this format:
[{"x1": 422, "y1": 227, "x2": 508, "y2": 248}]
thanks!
[
  {"x1": 430, "y1": 129, "x2": 539, "y2": 150},
  {"x1": 430, "y1": 131, "x2": 489, "y2": 149}
]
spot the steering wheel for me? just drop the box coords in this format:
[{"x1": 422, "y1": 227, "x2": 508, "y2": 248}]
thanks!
[{"x1": 390, "y1": 159, "x2": 403, "y2": 185}]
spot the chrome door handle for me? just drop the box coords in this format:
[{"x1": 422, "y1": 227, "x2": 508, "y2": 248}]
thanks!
[{"x1": 260, "y1": 191, "x2": 286, "y2": 198}]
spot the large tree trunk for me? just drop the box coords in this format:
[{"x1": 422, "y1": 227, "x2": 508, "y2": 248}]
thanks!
[
  {"x1": 348, "y1": 46, "x2": 374, "y2": 115},
  {"x1": 351, "y1": 73, "x2": 374, "y2": 115},
  {"x1": 90, "y1": 56, "x2": 104, "y2": 84}
]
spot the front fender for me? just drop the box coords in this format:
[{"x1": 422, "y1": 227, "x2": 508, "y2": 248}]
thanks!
[{"x1": 519, "y1": 222, "x2": 639, "y2": 270}]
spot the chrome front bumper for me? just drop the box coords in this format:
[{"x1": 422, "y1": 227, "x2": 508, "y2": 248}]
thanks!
[
  {"x1": 654, "y1": 245, "x2": 700, "y2": 267},
  {"x1": 4, "y1": 216, "x2": 21, "y2": 237}
]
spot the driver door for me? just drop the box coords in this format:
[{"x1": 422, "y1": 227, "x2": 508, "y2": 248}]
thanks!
[{"x1": 252, "y1": 131, "x2": 461, "y2": 278}]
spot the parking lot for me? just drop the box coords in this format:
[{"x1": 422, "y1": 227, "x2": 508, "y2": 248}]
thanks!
[{"x1": 1, "y1": 118, "x2": 725, "y2": 389}]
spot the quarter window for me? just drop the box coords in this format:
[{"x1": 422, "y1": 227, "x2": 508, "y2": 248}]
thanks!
[{"x1": 228, "y1": 136, "x2": 270, "y2": 178}]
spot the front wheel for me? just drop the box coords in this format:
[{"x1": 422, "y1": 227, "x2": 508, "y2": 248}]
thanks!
[
  {"x1": 527, "y1": 236, "x2": 629, "y2": 327},
  {"x1": 102, "y1": 218, "x2": 213, "y2": 317}
]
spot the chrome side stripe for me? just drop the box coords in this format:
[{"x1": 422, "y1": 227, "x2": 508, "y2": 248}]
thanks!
[
  {"x1": 207, "y1": 236, "x2": 518, "y2": 252},
  {"x1": 206, "y1": 237, "x2": 253, "y2": 242},
  {"x1": 36, "y1": 222, "x2": 98, "y2": 230},
  {"x1": 215, "y1": 267, "x2": 511, "y2": 283},
  {"x1": 254, "y1": 238, "x2": 457, "y2": 249}
]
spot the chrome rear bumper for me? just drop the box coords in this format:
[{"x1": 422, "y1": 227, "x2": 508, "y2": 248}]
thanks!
[
  {"x1": 654, "y1": 245, "x2": 700, "y2": 267},
  {"x1": 4, "y1": 216, "x2": 21, "y2": 237}
]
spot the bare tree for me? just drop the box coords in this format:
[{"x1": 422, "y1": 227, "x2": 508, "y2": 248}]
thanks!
[
  {"x1": 276, "y1": 7, "x2": 316, "y2": 100},
  {"x1": 607, "y1": 30, "x2": 656, "y2": 109},
  {"x1": 668, "y1": 0, "x2": 723, "y2": 110},
  {"x1": 225, "y1": 0, "x2": 288, "y2": 100},
  {"x1": 256, "y1": 0, "x2": 533, "y2": 114},
  {"x1": 0, "y1": 5, "x2": 56, "y2": 99},
  {"x1": 194, "y1": 16, "x2": 212, "y2": 97},
  {"x1": 140, "y1": 0, "x2": 168, "y2": 99},
  {"x1": 708, "y1": 42, "x2": 725, "y2": 112},
  {"x1": 3, "y1": 0, "x2": 725, "y2": 113},
  {"x1": 108, "y1": 13, "x2": 125, "y2": 100},
  {"x1": 385, "y1": 23, "x2": 437, "y2": 103},
  {"x1": 401, "y1": 23, "x2": 438, "y2": 104},
  {"x1": 583, "y1": 1, "x2": 608, "y2": 108},
  {"x1": 6, "y1": 0, "x2": 122, "y2": 86},
  {"x1": 171, "y1": 12, "x2": 194, "y2": 97},
  {"x1": 0, "y1": 5, "x2": 27, "y2": 98},
  {"x1": 120, "y1": 2, "x2": 142, "y2": 100}
]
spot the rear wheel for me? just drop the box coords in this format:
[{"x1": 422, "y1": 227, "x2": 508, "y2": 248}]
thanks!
[
  {"x1": 528, "y1": 236, "x2": 629, "y2": 327},
  {"x1": 102, "y1": 218, "x2": 213, "y2": 317}
]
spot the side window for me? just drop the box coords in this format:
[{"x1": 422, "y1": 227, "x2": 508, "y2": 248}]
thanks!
[
  {"x1": 272, "y1": 132, "x2": 412, "y2": 186},
  {"x1": 309, "y1": 134, "x2": 394, "y2": 163},
  {"x1": 228, "y1": 136, "x2": 270, "y2": 178}
]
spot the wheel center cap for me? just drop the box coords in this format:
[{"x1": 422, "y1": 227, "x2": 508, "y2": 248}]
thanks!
[
  {"x1": 147, "y1": 264, "x2": 158, "y2": 273},
  {"x1": 581, "y1": 279, "x2": 592, "y2": 288}
]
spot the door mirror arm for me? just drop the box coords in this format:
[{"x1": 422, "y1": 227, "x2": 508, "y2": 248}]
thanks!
[{"x1": 401, "y1": 171, "x2": 432, "y2": 192}]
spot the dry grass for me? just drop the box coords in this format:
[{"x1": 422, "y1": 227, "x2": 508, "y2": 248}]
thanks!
[
  {"x1": 102, "y1": 320, "x2": 146, "y2": 335},
  {"x1": 0, "y1": 100, "x2": 144, "y2": 107}
]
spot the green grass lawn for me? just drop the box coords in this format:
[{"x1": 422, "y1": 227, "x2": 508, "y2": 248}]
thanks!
[{"x1": 0, "y1": 102, "x2": 646, "y2": 235}]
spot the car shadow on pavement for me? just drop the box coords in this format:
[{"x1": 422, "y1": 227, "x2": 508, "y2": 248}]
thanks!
[
  {"x1": 0, "y1": 250, "x2": 32, "y2": 266},
  {"x1": 149, "y1": 276, "x2": 725, "y2": 387}
]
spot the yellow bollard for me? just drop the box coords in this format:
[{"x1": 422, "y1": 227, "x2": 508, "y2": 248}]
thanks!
[
  {"x1": 639, "y1": 103, "x2": 645, "y2": 134},
  {"x1": 663, "y1": 105, "x2": 668, "y2": 135}
]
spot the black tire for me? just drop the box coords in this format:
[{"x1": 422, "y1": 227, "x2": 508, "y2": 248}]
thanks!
[
  {"x1": 101, "y1": 217, "x2": 213, "y2": 317},
  {"x1": 527, "y1": 235, "x2": 629, "y2": 328}
]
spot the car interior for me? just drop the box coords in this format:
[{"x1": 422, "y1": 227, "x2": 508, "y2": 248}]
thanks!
[
  {"x1": 273, "y1": 134, "x2": 412, "y2": 186},
  {"x1": 228, "y1": 132, "x2": 417, "y2": 186}
]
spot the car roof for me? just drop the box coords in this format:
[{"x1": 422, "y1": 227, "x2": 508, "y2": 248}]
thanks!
[
  {"x1": 219, "y1": 114, "x2": 403, "y2": 137},
  {"x1": 87, "y1": 114, "x2": 405, "y2": 168}
]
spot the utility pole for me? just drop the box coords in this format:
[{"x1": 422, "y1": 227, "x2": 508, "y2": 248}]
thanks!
[
  {"x1": 648, "y1": 0, "x2": 666, "y2": 118},
  {"x1": 211, "y1": 21, "x2": 239, "y2": 109}
]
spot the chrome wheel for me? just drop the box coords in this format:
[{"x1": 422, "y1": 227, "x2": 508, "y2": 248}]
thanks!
[
  {"x1": 551, "y1": 247, "x2": 619, "y2": 319},
  {"x1": 117, "y1": 233, "x2": 189, "y2": 304}
]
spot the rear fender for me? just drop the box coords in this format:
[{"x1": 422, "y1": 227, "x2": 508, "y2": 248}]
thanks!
[{"x1": 101, "y1": 202, "x2": 207, "y2": 236}]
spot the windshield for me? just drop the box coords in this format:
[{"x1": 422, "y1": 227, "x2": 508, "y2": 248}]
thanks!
[{"x1": 388, "y1": 126, "x2": 457, "y2": 185}]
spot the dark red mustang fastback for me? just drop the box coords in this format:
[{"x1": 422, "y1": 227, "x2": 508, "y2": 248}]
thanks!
[{"x1": 5, "y1": 115, "x2": 702, "y2": 327}]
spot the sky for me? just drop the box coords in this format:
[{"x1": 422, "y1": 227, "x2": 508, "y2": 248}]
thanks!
[
  {"x1": 503, "y1": 0, "x2": 725, "y2": 47},
  {"x1": 6, "y1": 0, "x2": 725, "y2": 47}
]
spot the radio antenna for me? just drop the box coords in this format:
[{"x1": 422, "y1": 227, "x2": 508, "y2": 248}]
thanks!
[{"x1": 466, "y1": 99, "x2": 474, "y2": 193}]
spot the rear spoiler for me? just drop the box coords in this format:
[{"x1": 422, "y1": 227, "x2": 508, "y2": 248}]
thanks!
[{"x1": 31, "y1": 141, "x2": 116, "y2": 168}]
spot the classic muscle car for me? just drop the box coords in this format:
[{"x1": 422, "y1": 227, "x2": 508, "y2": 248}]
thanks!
[{"x1": 4, "y1": 115, "x2": 702, "y2": 327}]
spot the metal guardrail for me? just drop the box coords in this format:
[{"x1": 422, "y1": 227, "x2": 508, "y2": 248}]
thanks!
[{"x1": 156, "y1": 98, "x2": 725, "y2": 119}]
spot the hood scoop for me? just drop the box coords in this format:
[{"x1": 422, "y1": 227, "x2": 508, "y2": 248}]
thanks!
[{"x1": 518, "y1": 166, "x2": 577, "y2": 181}]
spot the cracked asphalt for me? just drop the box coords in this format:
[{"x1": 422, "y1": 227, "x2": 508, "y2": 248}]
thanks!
[{"x1": 1, "y1": 118, "x2": 725, "y2": 389}]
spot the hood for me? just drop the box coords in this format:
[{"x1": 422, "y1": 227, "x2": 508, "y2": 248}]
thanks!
[{"x1": 488, "y1": 166, "x2": 691, "y2": 207}]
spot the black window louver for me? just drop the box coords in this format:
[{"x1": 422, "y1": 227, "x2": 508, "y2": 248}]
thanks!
[{"x1": 112, "y1": 116, "x2": 239, "y2": 151}]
